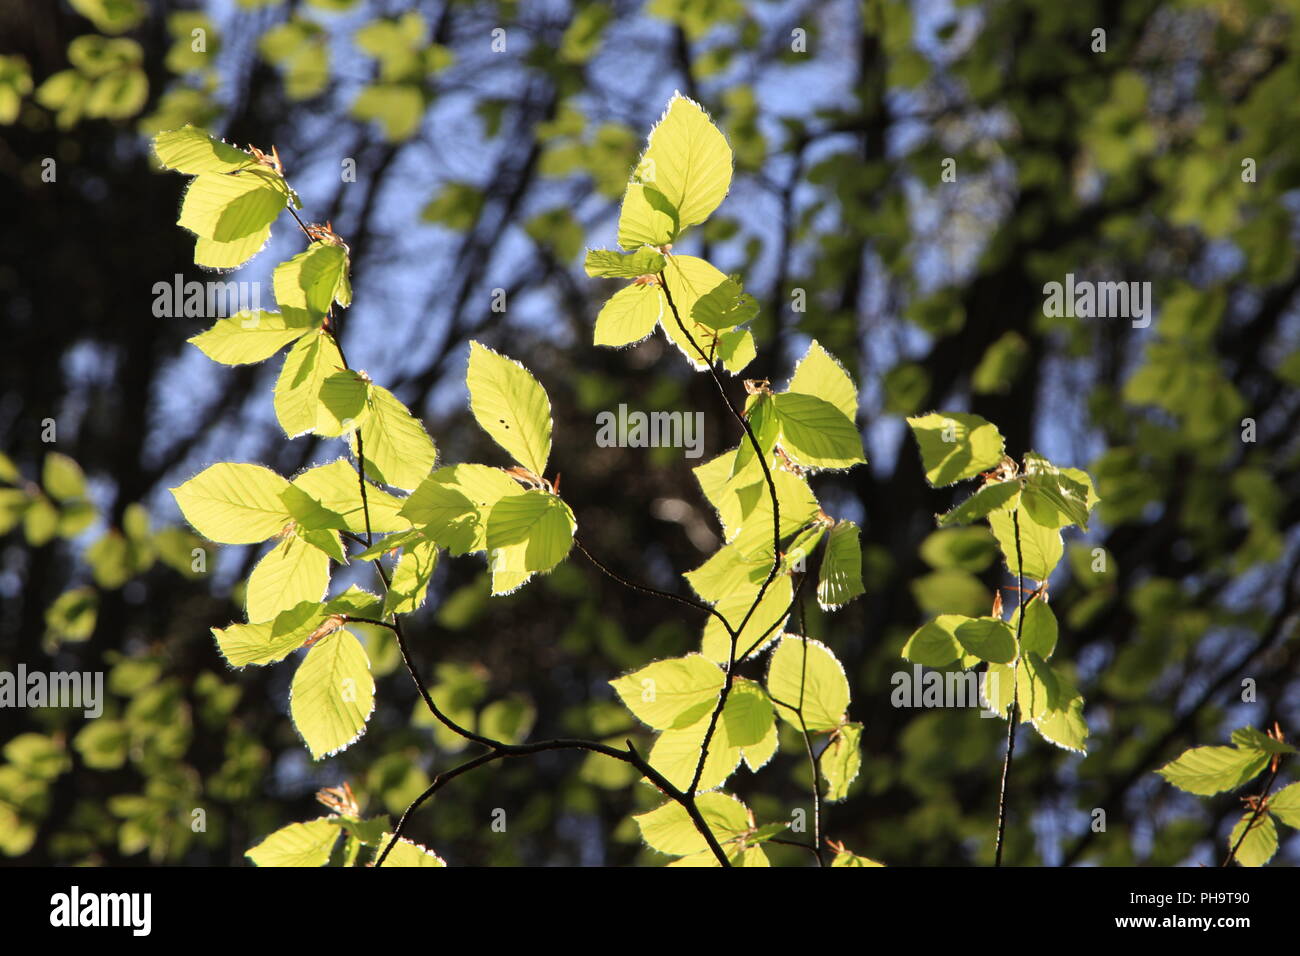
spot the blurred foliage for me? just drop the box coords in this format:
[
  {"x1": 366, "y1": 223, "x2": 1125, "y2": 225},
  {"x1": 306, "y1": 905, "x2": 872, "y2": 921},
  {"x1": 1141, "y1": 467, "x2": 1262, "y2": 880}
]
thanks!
[{"x1": 1, "y1": 0, "x2": 1298, "y2": 866}]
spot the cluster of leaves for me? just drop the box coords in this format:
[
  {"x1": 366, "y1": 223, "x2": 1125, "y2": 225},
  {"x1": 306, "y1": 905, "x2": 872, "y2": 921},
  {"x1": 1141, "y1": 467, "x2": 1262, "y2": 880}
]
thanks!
[
  {"x1": 0, "y1": 451, "x2": 204, "y2": 648},
  {"x1": 899, "y1": 415, "x2": 1099, "y2": 754},
  {"x1": 1157, "y1": 725, "x2": 1299, "y2": 867}
]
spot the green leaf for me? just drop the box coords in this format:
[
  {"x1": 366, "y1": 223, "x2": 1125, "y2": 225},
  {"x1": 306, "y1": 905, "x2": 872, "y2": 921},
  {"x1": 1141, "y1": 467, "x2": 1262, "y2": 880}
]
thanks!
[
  {"x1": 647, "y1": 713, "x2": 743, "y2": 792},
  {"x1": 721, "y1": 678, "x2": 774, "y2": 748},
  {"x1": 609, "y1": 654, "x2": 724, "y2": 730},
  {"x1": 316, "y1": 370, "x2": 371, "y2": 437},
  {"x1": 1014, "y1": 598, "x2": 1058, "y2": 659},
  {"x1": 194, "y1": 229, "x2": 274, "y2": 271},
  {"x1": 1021, "y1": 470, "x2": 1091, "y2": 531},
  {"x1": 246, "y1": 818, "x2": 339, "y2": 867},
  {"x1": 584, "y1": 247, "x2": 666, "y2": 278},
  {"x1": 1031, "y1": 669, "x2": 1088, "y2": 753},
  {"x1": 818, "y1": 521, "x2": 865, "y2": 610},
  {"x1": 906, "y1": 412, "x2": 1006, "y2": 487},
  {"x1": 822, "y1": 722, "x2": 862, "y2": 801},
  {"x1": 211, "y1": 602, "x2": 329, "y2": 668},
  {"x1": 246, "y1": 533, "x2": 331, "y2": 623},
  {"x1": 275, "y1": 331, "x2": 346, "y2": 439},
  {"x1": 400, "y1": 464, "x2": 524, "y2": 555},
  {"x1": 189, "y1": 311, "x2": 313, "y2": 365},
  {"x1": 349, "y1": 385, "x2": 438, "y2": 491},
  {"x1": 375, "y1": 835, "x2": 446, "y2": 867},
  {"x1": 1157, "y1": 745, "x2": 1270, "y2": 796},
  {"x1": 177, "y1": 167, "x2": 288, "y2": 243},
  {"x1": 689, "y1": 276, "x2": 757, "y2": 330},
  {"x1": 45, "y1": 587, "x2": 98, "y2": 645},
  {"x1": 291, "y1": 458, "x2": 410, "y2": 535},
  {"x1": 717, "y1": 327, "x2": 756, "y2": 374},
  {"x1": 772, "y1": 392, "x2": 865, "y2": 471},
  {"x1": 638, "y1": 92, "x2": 733, "y2": 231},
  {"x1": 1268, "y1": 782, "x2": 1300, "y2": 828},
  {"x1": 593, "y1": 282, "x2": 663, "y2": 347},
  {"x1": 153, "y1": 125, "x2": 251, "y2": 174},
  {"x1": 281, "y1": 484, "x2": 349, "y2": 532},
  {"x1": 988, "y1": 506, "x2": 1063, "y2": 582},
  {"x1": 382, "y1": 538, "x2": 438, "y2": 615},
  {"x1": 766, "y1": 636, "x2": 850, "y2": 731},
  {"x1": 787, "y1": 340, "x2": 858, "y2": 421},
  {"x1": 290, "y1": 629, "x2": 375, "y2": 759},
  {"x1": 42, "y1": 453, "x2": 87, "y2": 502},
  {"x1": 1230, "y1": 727, "x2": 1298, "y2": 755},
  {"x1": 831, "y1": 849, "x2": 884, "y2": 867},
  {"x1": 616, "y1": 182, "x2": 677, "y2": 249},
  {"x1": 937, "y1": 481, "x2": 1019, "y2": 526},
  {"x1": 171, "y1": 462, "x2": 292, "y2": 544},
  {"x1": 634, "y1": 791, "x2": 748, "y2": 857},
  {"x1": 700, "y1": 576, "x2": 791, "y2": 663},
  {"x1": 484, "y1": 490, "x2": 575, "y2": 585},
  {"x1": 273, "y1": 243, "x2": 351, "y2": 321},
  {"x1": 902, "y1": 615, "x2": 965, "y2": 667},
  {"x1": 466, "y1": 341, "x2": 552, "y2": 477},
  {"x1": 953, "y1": 617, "x2": 1017, "y2": 664},
  {"x1": 657, "y1": 254, "x2": 729, "y2": 369},
  {"x1": 1229, "y1": 812, "x2": 1277, "y2": 867}
]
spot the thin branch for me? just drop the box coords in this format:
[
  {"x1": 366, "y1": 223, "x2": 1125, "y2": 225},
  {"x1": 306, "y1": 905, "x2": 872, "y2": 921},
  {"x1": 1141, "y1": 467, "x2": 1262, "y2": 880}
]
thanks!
[{"x1": 994, "y1": 509, "x2": 1026, "y2": 867}]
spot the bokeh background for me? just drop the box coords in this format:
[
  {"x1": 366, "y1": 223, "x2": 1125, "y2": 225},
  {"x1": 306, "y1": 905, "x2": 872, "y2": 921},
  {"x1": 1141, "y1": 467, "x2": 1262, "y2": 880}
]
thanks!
[{"x1": 1, "y1": 0, "x2": 1298, "y2": 866}]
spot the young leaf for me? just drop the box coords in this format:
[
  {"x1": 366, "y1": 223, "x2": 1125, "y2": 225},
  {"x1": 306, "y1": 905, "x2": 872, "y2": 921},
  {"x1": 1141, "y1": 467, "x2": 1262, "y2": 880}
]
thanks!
[
  {"x1": 648, "y1": 712, "x2": 743, "y2": 792},
  {"x1": 171, "y1": 462, "x2": 292, "y2": 544},
  {"x1": 638, "y1": 92, "x2": 733, "y2": 231},
  {"x1": 987, "y1": 506, "x2": 1063, "y2": 582},
  {"x1": 821, "y1": 722, "x2": 863, "y2": 801},
  {"x1": 906, "y1": 412, "x2": 1006, "y2": 487},
  {"x1": 938, "y1": 480, "x2": 1019, "y2": 527},
  {"x1": 700, "y1": 576, "x2": 791, "y2": 663},
  {"x1": 273, "y1": 243, "x2": 351, "y2": 321},
  {"x1": 1268, "y1": 782, "x2": 1300, "y2": 828},
  {"x1": 466, "y1": 341, "x2": 552, "y2": 477},
  {"x1": 818, "y1": 521, "x2": 865, "y2": 610},
  {"x1": 1157, "y1": 745, "x2": 1270, "y2": 795},
  {"x1": 787, "y1": 340, "x2": 859, "y2": 422},
  {"x1": 484, "y1": 490, "x2": 575, "y2": 574},
  {"x1": 953, "y1": 617, "x2": 1017, "y2": 664},
  {"x1": 349, "y1": 385, "x2": 438, "y2": 491},
  {"x1": 593, "y1": 282, "x2": 663, "y2": 347},
  {"x1": 766, "y1": 636, "x2": 850, "y2": 731},
  {"x1": 289, "y1": 629, "x2": 375, "y2": 760},
  {"x1": 772, "y1": 391, "x2": 865, "y2": 471},
  {"x1": 212, "y1": 602, "x2": 329, "y2": 668},
  {"x1": 616, "y1": 182, "x2": 677, "y2": 250},
  {"x1": 153, "y1": 125, "x2": 252, "y2": 175},
  {"x1": 291, "y1": 458, "x2": 410, "y2": 535},
  {"x1": 382, "y1": 539, "x2": 438, "y2": 616},
  {"x1": 246, "y1": 819, "x2": 339, "y2": 867},
  {"x1": 246, "y1": 533, "x2": 330, "y2": 623},
  {"x1": 274, "y1": 331, "x2": 346, "y2": 439},
  {"x1": 188, "y1": 311, "x2": 313, "y2": 365},
  {"x1": 902, "y1": 615, "x2": 965, "y2": 667},
  {"x1": 584, "y1": 247, "x2": 666, "y2": 278},
  {"x1": 609, "y1": 654, "x2": 724, "y2": 730},
  {"x1": 634, "y1": 791, "x2": 749, "y2": 857},
  {"x1": 375, "y1": 835, "x2": 447, "y2": 867},
  {"x1": 1229, "y1": 812, "x2": 1277, "y2": 867},
  {"x1": 400, "y1": 463, "x2": 524, "y2": 555}
]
